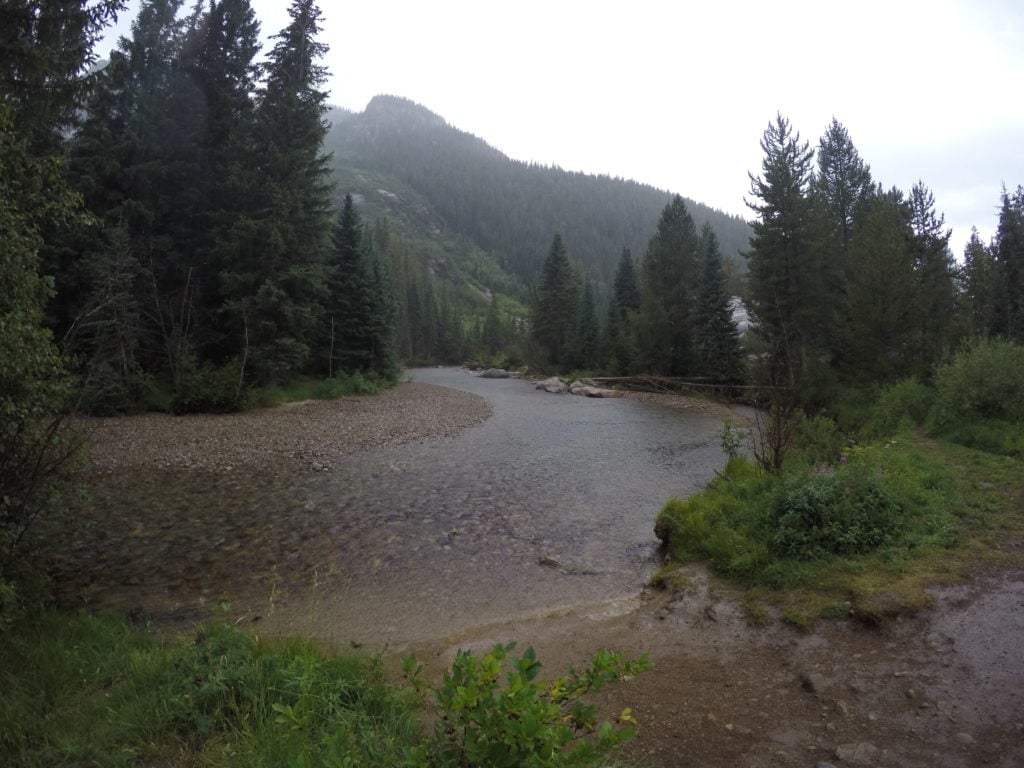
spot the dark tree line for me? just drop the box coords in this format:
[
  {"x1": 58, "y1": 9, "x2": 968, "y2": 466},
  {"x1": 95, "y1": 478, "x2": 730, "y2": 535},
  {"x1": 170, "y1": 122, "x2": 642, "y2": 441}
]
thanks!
[{"x1": 37, "y1": 0, "x2": 403, "y2": 412}]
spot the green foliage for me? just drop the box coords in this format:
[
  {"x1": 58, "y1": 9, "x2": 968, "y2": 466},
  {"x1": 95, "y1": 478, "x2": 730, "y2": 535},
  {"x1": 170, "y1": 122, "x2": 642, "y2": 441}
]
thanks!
[
  {"x1": 402, "y1": 643, "x2": 649, "y2": 768},
  {"x1": 929, "y1": 338, "x2": 1024, "y2": 430},
  {"x1": 719, "y1": 422, "x2": 745, "y2": 460},
  {"x1": 532, "y1": 234, "x2": 580, "y2": 369},
  {"x1": 861, "y1": 377, "x2": 934, "y2": 439},
  {"x1": 0, "y1": 613, "x2": 420, "y2": 768},
  {"x1": 655, "y1": 435, "x2": 963, "y2": 598},
  {"x1": 637, "y1": 195, "x2": 701, "y2": 375},
  {"x1": 170, "y1": 360, "x2": 249, "y2": 415},
  {"x1": 771, "y1": 466, "x2": 903, "y2": 560},
  {"x1": 789, "y1": 415, "x2": 846, "y2": 466},
  {"x1": 0, "y1": 106, "x2": 78, "y2": 575}
]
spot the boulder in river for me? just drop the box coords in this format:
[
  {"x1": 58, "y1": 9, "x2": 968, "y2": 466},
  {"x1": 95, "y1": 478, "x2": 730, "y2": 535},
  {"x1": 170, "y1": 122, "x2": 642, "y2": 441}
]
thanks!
[
  {"x1": 479, "y1": 368, "x2": 510, "y2": 379},
  {"x1": 536, "y1": 376, "x2": 567, "y2": 394}
]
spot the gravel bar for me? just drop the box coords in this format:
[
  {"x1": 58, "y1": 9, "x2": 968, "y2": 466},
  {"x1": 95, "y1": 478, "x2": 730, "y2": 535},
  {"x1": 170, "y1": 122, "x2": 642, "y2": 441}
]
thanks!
[{"x1": 80, "y1": 381, "x2": 492, "y2": 473}]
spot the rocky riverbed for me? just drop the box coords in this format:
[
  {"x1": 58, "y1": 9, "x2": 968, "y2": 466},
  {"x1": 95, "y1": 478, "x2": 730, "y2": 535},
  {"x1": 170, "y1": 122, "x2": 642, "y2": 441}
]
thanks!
[{"x1": 52, "y1": 371, "x2": 1024, "y2": 768}]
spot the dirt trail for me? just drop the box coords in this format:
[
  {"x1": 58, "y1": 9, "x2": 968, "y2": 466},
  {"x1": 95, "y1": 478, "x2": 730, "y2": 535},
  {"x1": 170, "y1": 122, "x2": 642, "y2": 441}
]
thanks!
[{"x1": 394, "y1": 564, "x2": 1024, "y2": 768}]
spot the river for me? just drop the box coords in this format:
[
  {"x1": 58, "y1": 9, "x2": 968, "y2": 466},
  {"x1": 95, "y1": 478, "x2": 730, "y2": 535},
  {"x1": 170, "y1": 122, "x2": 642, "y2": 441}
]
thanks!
[{"x1": 62, "y1": 368, "x2": 731, "y2": 651}]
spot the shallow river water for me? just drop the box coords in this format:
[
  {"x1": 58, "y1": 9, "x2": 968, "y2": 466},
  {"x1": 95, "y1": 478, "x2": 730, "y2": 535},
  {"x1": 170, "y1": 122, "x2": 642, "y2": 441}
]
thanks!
[{"x1": 66, "y1": 369, "x2": 731, "y2": 651}]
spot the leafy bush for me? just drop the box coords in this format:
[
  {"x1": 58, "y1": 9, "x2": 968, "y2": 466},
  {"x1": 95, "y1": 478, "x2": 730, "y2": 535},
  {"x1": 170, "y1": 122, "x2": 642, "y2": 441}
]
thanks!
[
  {"x1": 929, "y1": 339, "x2": 1024, "y2": 430},
  {"x1": 941, "y1": 418, "x2": 1024, "y2": 458},
  {"x1": 789, "y1": 415, "x2": 846, "y2": 467},
  {"x1": 402, "y1": 643, "x2": 649, "y2": 768},
  {"x1": 313, "y1": 371, "x2": 387, "y2": 398},
  {"x1": 771, "y1": 466, "x2": 903, "y2": 560},
  {"x1": 862, "y1": 377, "x2": 934, "y2": 439},
  {"x1": 171, "y1": 360, "x2": 250, "y2": 414}
]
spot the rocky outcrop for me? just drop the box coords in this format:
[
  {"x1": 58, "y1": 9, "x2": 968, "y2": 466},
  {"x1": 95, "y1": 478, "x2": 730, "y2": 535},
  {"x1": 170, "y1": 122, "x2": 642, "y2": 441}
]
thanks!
[{"x1": 479, "y1": 368, "x2": 510, "y2": 379}]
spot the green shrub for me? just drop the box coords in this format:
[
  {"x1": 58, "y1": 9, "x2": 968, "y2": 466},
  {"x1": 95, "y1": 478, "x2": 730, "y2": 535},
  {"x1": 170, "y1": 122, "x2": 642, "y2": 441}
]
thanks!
[
  {"x1": 402, "y1": 643, "x2": 648, "y2": 768},
  {"x1": 929, "y1": 339, "x2": 1024, "y2": 430},
  {"x1": 862, "y1": 377, "x2": 935, "y2": 439},
  {"x1": 313, "y1": 371, "x2": 386, "y2": 398},
  {"x1": 171, "y1": 360, "x2": 249, "y2": 414},
  {"x1": 771, "y1": 466, "x2": 904, "y2": 560},
  {"x1": 942, "y1": 418, "x2": 1024, "y2": 458},
  {"x1": 790, "y1": 415, "x2": 846, "y2": 466}
]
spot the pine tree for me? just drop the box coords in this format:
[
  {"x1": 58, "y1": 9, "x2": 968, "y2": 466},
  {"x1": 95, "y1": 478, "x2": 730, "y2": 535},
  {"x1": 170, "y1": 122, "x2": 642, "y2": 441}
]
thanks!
[
  {"x1": 745, "y1": 114, "x2": 817, "y2": 391},
  {"x1": 991, "y1": 186, "x2": 1024, "y2": 342},
  {"x1": 638, "y1": 195, "x2": 700, "y2": 375},
  {"x1": 612, "y1": 247, "x2": 640, "y2": 316},
  {"x1": 695, "y1": 224, "x2": 744, "y2": 382},
  {"x1": 907, "y1": 181, "x2": 956, "y2": 374},
  {"x1": 962, "y1": 228, "x2": 996, "y2": 338},
  {"x1": 570, "y1": 279, "x2": 600, "y2": 369},
  {"x1": 532, "y1": 234, "x2": 579, "y2": 368},
  {"x1": 810, "y1": 119, "x2": 873, "y2": 357},
  {"x1": 840, "y1": 189, "x2": 918, "y2": 383}
]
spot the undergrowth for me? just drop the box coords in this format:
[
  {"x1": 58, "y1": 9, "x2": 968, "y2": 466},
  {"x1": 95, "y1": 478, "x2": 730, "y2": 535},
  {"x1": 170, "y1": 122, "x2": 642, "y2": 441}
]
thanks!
[
  {"x1": 0, "y1": 614, "x2": 645, "y2": 768},
  {"x1": 655, "y1": 339, "x2": 1024, "y2": 623}
]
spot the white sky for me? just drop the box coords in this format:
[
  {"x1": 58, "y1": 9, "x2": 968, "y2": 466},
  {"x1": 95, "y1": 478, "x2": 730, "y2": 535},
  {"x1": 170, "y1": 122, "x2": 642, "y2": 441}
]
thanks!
[{"x1": 102, "y1": 0, "x2": 1024, "y2": 256}]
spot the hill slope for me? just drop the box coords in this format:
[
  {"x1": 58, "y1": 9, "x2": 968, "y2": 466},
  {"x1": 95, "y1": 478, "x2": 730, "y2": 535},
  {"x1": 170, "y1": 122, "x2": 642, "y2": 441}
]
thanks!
[{"x1": 324, "y1": 95, "x2": 751, "y2": 289}]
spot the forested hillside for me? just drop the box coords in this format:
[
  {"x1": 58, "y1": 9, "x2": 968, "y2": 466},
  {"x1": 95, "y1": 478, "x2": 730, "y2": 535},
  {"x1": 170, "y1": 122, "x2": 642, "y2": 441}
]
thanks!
[{"x1": 324, "y1": 95, "x2": 752, "y2": 286}]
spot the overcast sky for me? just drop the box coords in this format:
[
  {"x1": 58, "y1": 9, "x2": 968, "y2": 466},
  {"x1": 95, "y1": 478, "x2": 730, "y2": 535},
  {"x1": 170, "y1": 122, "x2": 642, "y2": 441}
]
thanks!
[{"x1": 102, "y1": 0, "x2": 1024, "y2": 256}]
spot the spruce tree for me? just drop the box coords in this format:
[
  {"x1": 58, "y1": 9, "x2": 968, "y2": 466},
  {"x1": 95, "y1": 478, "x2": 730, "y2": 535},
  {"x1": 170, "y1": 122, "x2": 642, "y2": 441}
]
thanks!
[
  {"x1": 810, "y1": 119, "x2": 873, "y2": 358},
  {"x1": 219, "y1": 0, "x2": 332, "y2": 383},
  {"x1": 991, "y1": 186, "x2": 1024, "y2": 342},
  {"x1": 907, "y1": 181, "x2": 956, "y2": 374},
  {"x1": 532, "y1": 234, "x2": 579, "y2": 368},
  {"x1": 570, "y1": 279, "x2": 600, "y2": 369},
  {"x1": 612, "y1": 247, "x2": 641, "y2": 316},
  {"x1": 962, "y1": 228, "x2": 996, "y2": 338},
  {"x1": 638, "y1": 195, "x2": 700, "y2": 375},
  {"x1": 745, "y1": 115, "x2": 817, "y2": 390},
  {"x1": 840, "y1": 189, "x2": 918, "y2": 383},
  {"x1": 695, "y1": 224, "x2": 744, "y2": 382}
]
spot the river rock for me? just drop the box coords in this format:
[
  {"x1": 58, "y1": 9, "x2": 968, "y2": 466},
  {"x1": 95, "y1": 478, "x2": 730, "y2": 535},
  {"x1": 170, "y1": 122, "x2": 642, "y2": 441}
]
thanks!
[
  {"x1": 479, "y1": 368, "x2": 510, "y2": 379},
  {"x1": 833, "y1": 742, "x2": 879, "y2": 765},
  {"x1": 536, "y1": 376, "x2": 567, "y2": 393}
]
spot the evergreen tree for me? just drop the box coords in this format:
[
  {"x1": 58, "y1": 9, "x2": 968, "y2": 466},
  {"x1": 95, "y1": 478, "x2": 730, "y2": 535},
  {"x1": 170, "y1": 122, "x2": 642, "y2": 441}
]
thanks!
[
  {"x1": 745, "y1": 114, "x2": 817, "y2": 391},
  {"x1": 218, "y1": 0, "x2": 332, "y2": 383},
  {"x1": 612, "y1": 247, "x2": 640, "y2": 316},
  {"x1": 809, "y1": 119, "x2": 873, "y2": 357},
  {"x1": 907, "y1": 181, "x2": 956, "y2": 374},
  {"x1": 961, "y1": 227, "x2": 996, "y2": 338},
  {"x1": 695, "y1": 224, "x2": 744, "y2": 381},
  {"x1": 637, "y1": 195, "x2": 700, "y2": 375},
  {"x1": 840, "y1": 189, "x2": 918, "y2": 383},
  {"x1": 991, "y1": 186, "x2": 1024, "y2": 342},
  {"x1": 570, "y1": 279, "x2": 600, "y2": 369},
  {"x1": 532, "y1": 234, "x2": 579, "y2": 368},
  {"x1": 481, "y1": 293, "x2": 505, "y2": 357}
]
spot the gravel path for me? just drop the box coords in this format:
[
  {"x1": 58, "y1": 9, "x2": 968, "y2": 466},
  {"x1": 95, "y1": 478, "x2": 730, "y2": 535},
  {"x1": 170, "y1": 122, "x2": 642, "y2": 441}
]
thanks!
[{"x1": 79, "y1": 382, "x2": 492, "y2": 473}]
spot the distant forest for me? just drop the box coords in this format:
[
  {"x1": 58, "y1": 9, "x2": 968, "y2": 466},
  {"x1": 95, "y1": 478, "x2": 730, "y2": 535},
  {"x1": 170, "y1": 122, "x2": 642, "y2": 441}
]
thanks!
[{"x1": 3, "y1": 0, "x2": 1023, "y2": 424}]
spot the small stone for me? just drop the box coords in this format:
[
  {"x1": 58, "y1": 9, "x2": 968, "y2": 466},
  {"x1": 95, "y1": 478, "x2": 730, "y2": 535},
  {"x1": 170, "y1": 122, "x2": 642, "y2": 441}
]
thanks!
[
  {"x1": 955, "y1": 732, "x2": 975, "y2": 745},
  {"x1": 800, "y1": 671, "x2": 831, "y2": 694},
  {"x1": 834, "y1": 742, "x2": 879, "y2": 765}
]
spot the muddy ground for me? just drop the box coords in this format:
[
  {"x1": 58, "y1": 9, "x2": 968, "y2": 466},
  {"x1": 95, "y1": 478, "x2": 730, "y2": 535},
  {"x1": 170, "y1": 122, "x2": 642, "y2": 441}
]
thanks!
[{"x1": 55, "y1": 379, "x2": 1024, "y2": 768}]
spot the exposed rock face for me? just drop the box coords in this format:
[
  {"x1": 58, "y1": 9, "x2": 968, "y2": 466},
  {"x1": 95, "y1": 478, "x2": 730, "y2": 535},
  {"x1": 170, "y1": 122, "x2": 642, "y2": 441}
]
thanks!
[{"x1": 479, "y1": 368, "x2": 510, "y2": 379}]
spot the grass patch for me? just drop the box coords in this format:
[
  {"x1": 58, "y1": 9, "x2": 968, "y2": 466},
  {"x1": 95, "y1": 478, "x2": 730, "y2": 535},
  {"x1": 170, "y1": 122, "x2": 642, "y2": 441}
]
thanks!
[
  {"x1": 252, "y1": 371, "x2": 395, "y2": 408},
  {"x1": 654, "y1": 435, "x2": 1024, "y2": 624},
  {"x1": 0, "y1": 613, "x2": 419, "y2": 768}
]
